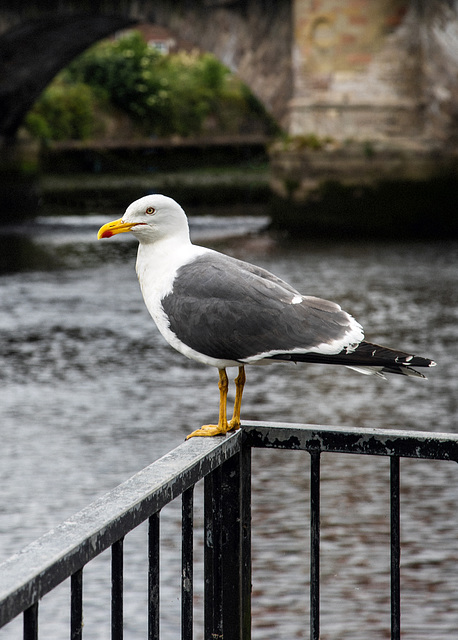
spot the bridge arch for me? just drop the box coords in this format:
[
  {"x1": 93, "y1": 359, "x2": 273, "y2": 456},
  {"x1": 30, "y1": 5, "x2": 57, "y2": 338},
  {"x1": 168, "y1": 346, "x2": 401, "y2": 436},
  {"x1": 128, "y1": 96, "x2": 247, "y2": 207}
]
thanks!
[{"x1": 0, "y1": 1, "x2": 293, "y2": 143}]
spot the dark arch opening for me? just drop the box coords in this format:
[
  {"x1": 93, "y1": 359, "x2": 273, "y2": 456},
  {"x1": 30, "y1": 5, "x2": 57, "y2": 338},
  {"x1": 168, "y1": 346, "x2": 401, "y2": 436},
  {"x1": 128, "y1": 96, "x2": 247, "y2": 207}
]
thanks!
[{"x1": 0, "y1": 14, "x2": 138, "y2": 141}]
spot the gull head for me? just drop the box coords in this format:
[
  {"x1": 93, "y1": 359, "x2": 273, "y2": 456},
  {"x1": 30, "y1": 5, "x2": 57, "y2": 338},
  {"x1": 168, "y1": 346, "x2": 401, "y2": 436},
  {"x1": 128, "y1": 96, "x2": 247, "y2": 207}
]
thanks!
[{"x1": 97, "y1": 194, "x2": 190, "y2": 244}]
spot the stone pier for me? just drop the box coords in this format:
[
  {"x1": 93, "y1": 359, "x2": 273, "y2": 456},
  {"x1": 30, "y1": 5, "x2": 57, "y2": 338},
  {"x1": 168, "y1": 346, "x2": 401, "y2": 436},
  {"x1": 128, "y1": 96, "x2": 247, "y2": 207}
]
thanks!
[{"x1": 269, "y1": 0, "x2": 458, "y2": 235}]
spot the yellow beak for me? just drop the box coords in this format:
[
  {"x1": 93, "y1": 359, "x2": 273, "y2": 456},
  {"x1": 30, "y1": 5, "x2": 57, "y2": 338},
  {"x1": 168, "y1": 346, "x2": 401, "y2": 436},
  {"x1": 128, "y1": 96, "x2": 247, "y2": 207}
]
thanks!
[{"x1": 97, "y1": 218, "x2": 137, "y2": 239}]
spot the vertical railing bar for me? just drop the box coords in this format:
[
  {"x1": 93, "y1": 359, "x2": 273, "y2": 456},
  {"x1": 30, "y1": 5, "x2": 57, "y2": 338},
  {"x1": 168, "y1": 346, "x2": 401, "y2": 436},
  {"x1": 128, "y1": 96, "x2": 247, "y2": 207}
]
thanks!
[
  {"x1": 23, "y1": 602, "x2": 38, "y2": 640},
  {"x1": 182, "y1": 486, "x2": 194, "y2": 640},
  {"x1": 240, "y1": 442, "x2": 252, "y2": 640},
  {"x1": 213, "y1": 467, "x2": 223, "y2": 636},
  {"x1": 204, "y1": 467, "x2": 223, "y2": 639},
  {"x1": 221, "y1": 452, "x2": 242, "y2": 640},
  {"x1": 390, "y1": 455, "x2": 401, "y2": 640},
  {"x1": 70, "y1": 568, "x2": 83, "y2": 640},
  {"x1": 204, "y1": 473, "x2": 212, "y2": 638},
  {"x1": 310, "y1": 450, "x2": 321, "y2": 640},
  {"x1": 148, "y1": 512, "x2": 160, "y2": 640},
  {"x1": 111, "y1": 537, "x2": 124, "y2": 640}
]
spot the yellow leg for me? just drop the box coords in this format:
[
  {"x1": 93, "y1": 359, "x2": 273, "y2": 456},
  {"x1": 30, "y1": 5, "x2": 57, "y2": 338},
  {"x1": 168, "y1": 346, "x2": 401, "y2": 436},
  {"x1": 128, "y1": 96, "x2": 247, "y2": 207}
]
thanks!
[
  {"x1": 228, "y1": 365, "x2": 246, "y2": 432},
  {"x1": 186, "y1": 369, "x2": 229, "y2": 439}
]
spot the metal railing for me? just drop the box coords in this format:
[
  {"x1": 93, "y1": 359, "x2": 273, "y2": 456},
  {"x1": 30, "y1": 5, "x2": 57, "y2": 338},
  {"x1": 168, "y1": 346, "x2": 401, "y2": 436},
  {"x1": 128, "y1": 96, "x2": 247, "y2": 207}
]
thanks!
[{"x1": 0, "y1": 421, "x2": 457, "y2": 640}]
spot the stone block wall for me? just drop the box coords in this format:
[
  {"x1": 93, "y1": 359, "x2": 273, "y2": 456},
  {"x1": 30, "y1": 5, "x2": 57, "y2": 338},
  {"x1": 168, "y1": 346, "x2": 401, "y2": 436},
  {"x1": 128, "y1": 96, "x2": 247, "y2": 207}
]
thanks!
[{"x1": 289, "y1": 0, "x2": 458, "y2": 144}]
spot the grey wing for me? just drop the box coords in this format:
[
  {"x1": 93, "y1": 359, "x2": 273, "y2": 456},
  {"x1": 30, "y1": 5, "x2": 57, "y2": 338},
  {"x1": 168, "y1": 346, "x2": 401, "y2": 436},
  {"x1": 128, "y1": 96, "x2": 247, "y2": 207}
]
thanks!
[{"x1": 161, "y1": 252, "x2": 363, "y2": 362}]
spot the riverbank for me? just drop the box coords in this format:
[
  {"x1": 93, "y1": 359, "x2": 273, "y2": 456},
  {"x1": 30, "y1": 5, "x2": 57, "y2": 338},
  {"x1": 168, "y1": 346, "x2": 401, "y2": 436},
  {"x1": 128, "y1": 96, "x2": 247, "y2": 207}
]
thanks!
[
  {"x1": 34, "y1": 164, "x2": 458, "y2": 240},
  {"x1": 38, "y1": 165, "x2": 270, "y2": 215},
  {"x1": 3, "y1": 135, "x2": 458, "y2": 239},
  {"x1": 0, "y1": 134, "x2": 271, "y2": 222}
]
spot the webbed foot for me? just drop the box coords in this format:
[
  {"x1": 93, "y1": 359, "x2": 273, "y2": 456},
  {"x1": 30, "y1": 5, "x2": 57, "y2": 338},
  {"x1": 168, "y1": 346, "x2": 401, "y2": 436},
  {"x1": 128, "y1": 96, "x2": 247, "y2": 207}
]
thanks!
[{"x1": 186, "y1": 423, "x2": 228, "y2": 439}]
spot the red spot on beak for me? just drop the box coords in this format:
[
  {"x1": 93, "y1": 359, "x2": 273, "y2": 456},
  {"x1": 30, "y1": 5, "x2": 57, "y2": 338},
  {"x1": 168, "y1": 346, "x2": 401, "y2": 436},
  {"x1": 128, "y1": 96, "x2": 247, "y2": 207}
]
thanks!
[{"x1": 100, "y1": 230, "x2": 114, "y2": 238}]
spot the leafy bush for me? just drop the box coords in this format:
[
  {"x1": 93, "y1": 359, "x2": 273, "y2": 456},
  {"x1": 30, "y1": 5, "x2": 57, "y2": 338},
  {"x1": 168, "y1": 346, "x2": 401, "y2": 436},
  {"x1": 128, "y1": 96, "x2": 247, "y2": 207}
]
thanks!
[
  {"x1": 67, "y1": 33, "x2": 241, "y2": 137},
  {"x1": 66, "y1": 33, "x2": 169, "y2": 131},
  {"x1": 26, "y1": 31, "x2": 278, "y2": 141},
  {"x1": 25, "y1": 79, "x2": 95, "y2": 141}
]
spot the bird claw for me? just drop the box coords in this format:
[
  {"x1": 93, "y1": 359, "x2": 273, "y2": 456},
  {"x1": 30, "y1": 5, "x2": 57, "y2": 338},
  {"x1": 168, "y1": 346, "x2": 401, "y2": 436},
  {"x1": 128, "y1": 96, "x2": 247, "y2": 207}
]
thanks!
[
  {"x1": 185, "y1": 419, "x2": 241, "y2": 440},
  {"x1": 186, "y1": 424, "x2": 227, "y2": 439}
]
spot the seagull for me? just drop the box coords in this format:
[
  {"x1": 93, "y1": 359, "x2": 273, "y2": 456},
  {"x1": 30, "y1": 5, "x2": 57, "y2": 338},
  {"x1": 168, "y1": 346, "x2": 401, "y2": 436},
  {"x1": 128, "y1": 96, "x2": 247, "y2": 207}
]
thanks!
[{"x1": 97, "y1": 194, "x2": 436, "y2": 439}]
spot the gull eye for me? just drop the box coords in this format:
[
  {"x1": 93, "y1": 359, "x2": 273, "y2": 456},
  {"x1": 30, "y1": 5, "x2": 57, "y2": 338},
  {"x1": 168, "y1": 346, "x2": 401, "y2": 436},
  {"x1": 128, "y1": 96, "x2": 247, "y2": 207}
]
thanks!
[{"x1": 146, "y1": 207, "x2": 155, "y2": 215}]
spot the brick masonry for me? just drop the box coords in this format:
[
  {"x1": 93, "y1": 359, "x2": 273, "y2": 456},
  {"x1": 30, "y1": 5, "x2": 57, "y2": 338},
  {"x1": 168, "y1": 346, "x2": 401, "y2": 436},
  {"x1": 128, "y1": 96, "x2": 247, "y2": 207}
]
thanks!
[{"x1": 289, "y1": 0, "x2": 458, "y2": 144}]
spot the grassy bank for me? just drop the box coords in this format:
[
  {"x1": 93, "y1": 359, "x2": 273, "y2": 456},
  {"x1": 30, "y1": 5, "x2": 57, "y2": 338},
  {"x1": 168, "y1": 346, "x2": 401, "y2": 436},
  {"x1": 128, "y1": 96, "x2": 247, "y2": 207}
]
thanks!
[{"x1": 39, "y1": 164, "x2": 270, "y2": 215}]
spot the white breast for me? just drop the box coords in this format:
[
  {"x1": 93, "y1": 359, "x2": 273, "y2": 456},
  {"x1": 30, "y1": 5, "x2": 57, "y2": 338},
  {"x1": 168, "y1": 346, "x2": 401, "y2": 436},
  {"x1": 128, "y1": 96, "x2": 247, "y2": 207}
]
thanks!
[{"x1": 135, "y1": 239, "x2": 236, "y2": 368}]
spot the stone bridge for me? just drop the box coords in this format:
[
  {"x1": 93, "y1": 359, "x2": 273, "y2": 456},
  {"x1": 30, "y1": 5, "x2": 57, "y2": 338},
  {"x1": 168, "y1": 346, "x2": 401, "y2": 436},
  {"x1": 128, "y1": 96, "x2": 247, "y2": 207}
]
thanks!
[
  {"x1": 0, "y1": 0, "x2": 292, "y2": 146},
  {"x1": 1, "y1": 0, "x2": 458, "y2": 148}
]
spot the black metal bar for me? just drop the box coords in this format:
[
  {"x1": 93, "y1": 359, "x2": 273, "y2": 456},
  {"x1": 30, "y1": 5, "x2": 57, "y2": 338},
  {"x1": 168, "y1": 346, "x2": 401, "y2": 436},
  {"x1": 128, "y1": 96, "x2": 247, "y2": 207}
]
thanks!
[
  {"x1": 148, "y1": 512, "x2": 160, "y2": 640},
  {"x1": 390, "y1": 456, "x2": 401, "y2": 640},
  {"x1": 240, "y1": 442, "x2": 252, "y2": 640},
  {"x1": 111, "y1": 537, "x2": 124, "y2": 640},
  {"x1": 310, "y1": 450, "x2": 321, "y2": 640},
  {"x1": 70, "y1": 568, "x2": 83, "y2": 640},
  {"x1": 204, "y1": 467, "x2": 223, "y2": 639},
  {"x1": 23, "y1": 602, "x2": 38, "y2": 640},
  {"x1": 220, "y1": 444, "x2": 253, "y2": 640},
  {"x1": 243, "y1": 421, "x2": 458, "y2": 461},
  {"x1": 181, "y1": 487, "x2": 194, "y2": 640},
  {"x1": 221, "y1": 452, "x2": 242, "y2": 640}
]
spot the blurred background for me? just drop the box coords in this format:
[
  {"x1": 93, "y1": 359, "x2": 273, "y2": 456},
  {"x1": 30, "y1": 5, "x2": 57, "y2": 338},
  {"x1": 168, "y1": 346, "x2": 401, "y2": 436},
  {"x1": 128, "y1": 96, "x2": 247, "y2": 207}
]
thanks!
[{"x1": 0, "y1": 1, "x2": 457, "y2": 638}]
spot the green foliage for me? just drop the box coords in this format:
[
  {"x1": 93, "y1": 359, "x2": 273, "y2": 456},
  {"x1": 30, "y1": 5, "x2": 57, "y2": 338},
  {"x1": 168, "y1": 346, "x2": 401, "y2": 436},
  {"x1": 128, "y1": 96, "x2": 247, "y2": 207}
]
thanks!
[
  {"x1": 273, "y1": 133, "x2": 335, "y2": 153},
  {"x1": 25, "y1": 79, "x2": 95, "y2": 141},
  {"x1": 66, "y1": 33, "x2": 168, "y2": 131},
  {"x1": 26, "y1": 31, "x2": 278, "y2": 141}
]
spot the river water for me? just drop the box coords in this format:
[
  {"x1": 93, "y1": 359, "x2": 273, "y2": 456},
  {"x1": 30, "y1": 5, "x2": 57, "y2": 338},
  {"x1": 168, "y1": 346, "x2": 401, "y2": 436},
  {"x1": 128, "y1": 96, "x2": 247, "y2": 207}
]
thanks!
[{"x1": 0, "y1": 204, "x2": 457, "y2": 639}]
